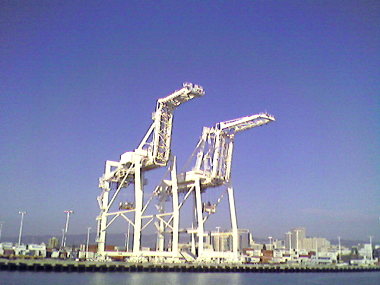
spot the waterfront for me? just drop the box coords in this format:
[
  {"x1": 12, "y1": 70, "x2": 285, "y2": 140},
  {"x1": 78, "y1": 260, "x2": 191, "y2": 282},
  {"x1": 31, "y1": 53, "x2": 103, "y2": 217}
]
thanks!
[
  {"x1": 2, "y1": 258, "x2": 379, "y2": 273},
  {"x1": 1, "y1": 271, "x2": 380, "y2": 285}
]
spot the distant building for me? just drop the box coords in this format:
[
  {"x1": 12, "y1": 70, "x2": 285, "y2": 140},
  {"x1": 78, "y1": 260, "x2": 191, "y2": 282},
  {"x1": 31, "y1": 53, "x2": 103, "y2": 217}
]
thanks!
[
  {"x1": 302, "y1": 237, "x2": 331, "y2": 252},
  {"x1": 290, "y1": 227, "x2": 306, "y2": 251},
  {"x1": 14, "y1": 244, "x2": 27, "y2": 256},
  {"x1": 28, "y1": 244, "x2": 47, "y2": 257},
  {"x1": 0, "y1": 243, "x2": 14, "y2": 256},
  {"x1": 211, "y1": 230, "x2": 231, "y2": 252},
  {"x1": 210, "y1": 228, "x2": 252, "y2": 252},
  {"x1": 286, "y1": 227, "x2": 330, "y2": 252},
  {"x1": 358, "y1": 244, "x2": 373, "y2": 259},
  {"x1": 273, "y1": 239, "x2": 285, "y2": 249},
  {"x1": 238, "y1": 229, "x2": 250, "y2": 250},
  {"x1": 249, "y1": 242, "x2": 264, "y2": 251},
  {"x1": 48, "y1": 237, "x2": 59, "y2": 249},
  {"x1": 373, "y1": 246, "x2": 380, "y2": 259}
]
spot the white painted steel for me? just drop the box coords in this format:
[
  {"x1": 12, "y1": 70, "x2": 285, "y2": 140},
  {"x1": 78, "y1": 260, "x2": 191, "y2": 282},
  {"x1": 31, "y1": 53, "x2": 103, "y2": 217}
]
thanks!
[
  {"x1": 18, "y1": 211, "x2": 26, "y2": 246},
  {"x1": 96, "y1": 83, "x2": 204, "y2": 260},
  {"x1": 62, "y1": 210, "x2": 73, "y2": 249},
  {"x1": 173, "y1": 113, "x2": 275, "y2": 261},
  {"x1": 95, "y1": 83, "x2": 275, "y2": 263}
]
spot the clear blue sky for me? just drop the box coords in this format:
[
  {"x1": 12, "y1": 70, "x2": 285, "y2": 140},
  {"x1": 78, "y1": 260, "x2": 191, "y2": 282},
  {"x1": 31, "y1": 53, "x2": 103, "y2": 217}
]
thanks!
[{"x1": 1, "y1": 1, "x2": 379, "y2": 242}]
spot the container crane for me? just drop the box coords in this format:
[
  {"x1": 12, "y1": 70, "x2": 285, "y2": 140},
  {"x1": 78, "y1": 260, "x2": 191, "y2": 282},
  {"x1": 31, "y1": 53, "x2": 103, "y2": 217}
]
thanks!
[
  {"x1": 181, "y1": 113, "x2": 276, "y2": 187},
  {"x1": 157, "y1": 113, "x2": 275, "y2": 261},
  {"x1": 96, "y1": 83, "x2": 205, "y2": 259}
]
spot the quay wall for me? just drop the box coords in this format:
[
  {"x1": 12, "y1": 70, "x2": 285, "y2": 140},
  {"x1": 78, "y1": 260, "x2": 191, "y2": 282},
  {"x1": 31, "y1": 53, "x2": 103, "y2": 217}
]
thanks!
[{"x1": 0, "y1": 259, "x2": 379, "y2": 273}]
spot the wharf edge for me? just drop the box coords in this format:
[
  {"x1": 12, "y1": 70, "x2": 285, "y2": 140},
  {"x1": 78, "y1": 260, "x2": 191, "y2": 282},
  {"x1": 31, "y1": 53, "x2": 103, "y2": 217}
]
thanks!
[{"x1": 0, "y1": 259, "x2": 379, "y2": 273}]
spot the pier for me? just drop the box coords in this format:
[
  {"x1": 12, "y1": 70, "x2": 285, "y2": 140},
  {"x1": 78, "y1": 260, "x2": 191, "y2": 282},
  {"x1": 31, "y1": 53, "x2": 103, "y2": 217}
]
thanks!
[{"x1": 1, "y1": 259, "x2": 379, "y2": 273}]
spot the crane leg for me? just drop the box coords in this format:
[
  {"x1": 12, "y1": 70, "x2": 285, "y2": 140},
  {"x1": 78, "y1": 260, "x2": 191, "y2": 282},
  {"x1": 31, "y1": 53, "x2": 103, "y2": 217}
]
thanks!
[
  {"x1": 228, "y1": 186, "x2": 239, "y2": 259},
  {"x1": 133, "y1": 158, "x2": 143, "y2": 255},
  {"x1": 195, "y1": 178, "x2": 204, "y2": 258}
]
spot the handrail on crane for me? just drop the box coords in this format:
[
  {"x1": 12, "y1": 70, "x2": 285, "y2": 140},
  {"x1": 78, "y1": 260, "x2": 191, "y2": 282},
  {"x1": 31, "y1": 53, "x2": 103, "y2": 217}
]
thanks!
[
  {"x1": 151, "y1": 83, "x2": 205, "y2": 166},
  {"x1": 177, "y1": 112, "x2": 276, "y2": 187},
  {"x1": 119, "y1": 83, "x2": 205, "y2": 169},
  {"x1": 216, "y1": 113, "x2": 275, "y2": 134},
  {"x1": 157, "y1": 83, "x2": 205, "y2": 107}
]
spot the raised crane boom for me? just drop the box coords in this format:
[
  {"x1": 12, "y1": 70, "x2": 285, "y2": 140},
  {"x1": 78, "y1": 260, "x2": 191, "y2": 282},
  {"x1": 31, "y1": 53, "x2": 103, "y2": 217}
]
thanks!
[
  {"x1": 164, "y1": 112, "x2": 275, "y2": 261},
  {"x1": 150, "y1": 83, "x2": 205, "y2": 166},
  {"x1": 102, "y1": 83, "x2": 204, "y2": 183},
  {"x1": 217, "y1": 113, "x2": 275, "y2": 134},
  {"x1": 96, "y1": 83, "x2": 204, "y2": 258},
  {"x1": 179, "y1": 112, "x2": 275, "y2": 189}
]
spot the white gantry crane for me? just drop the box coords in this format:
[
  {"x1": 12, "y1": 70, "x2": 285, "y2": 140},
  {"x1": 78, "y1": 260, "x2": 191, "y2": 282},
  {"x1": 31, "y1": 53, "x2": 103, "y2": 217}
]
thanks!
[
  {"x1": 96, "y1": 83, "x2": 205, "y2": 259},
  {"x1": 156, "y1": 113, "x2": 275, "y2": 261}
]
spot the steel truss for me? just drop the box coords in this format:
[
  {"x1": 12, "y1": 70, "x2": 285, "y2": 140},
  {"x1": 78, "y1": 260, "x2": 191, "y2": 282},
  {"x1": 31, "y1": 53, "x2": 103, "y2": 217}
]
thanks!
[
  {"x1": 171, "y1": 113, "x2": 275, "y2": 262},
  {"x1": 95, "y1": 83, "x2": 275, "y2": 263},
  {"x1": 96, "y1": 83, "x2": 204, "y2": 260}
]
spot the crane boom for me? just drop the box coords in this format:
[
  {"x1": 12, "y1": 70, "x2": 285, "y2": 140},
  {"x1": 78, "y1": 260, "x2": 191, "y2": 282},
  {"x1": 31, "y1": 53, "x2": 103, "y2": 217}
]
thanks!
[
  {"x1": 217, "y1": 113, "x2": 275, "y2": 133},
  {"x1": 151, "y1": 83, "x2": 205, "y2": 166},
  {"x1": 166, "y1": 111, "x2": 275, "y2": 261},
  {"x1": 157, "y1": 82, "x2": 205, "y2": 106},
  {"x1": 178, "y1": 112, "x2": 275, "y2": 188},
  {"x1": 104, "y1": 83, "x2": 204, "y2": 182},
  {"x1": 96, "y1": 83, "x2": 204, "y2": 258}
]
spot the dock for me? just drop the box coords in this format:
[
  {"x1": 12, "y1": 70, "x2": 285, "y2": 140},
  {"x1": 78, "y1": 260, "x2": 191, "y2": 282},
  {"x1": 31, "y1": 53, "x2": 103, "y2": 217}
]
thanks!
[{"x1": 1, "y1": 258, "x2": 379, "y2": 273}]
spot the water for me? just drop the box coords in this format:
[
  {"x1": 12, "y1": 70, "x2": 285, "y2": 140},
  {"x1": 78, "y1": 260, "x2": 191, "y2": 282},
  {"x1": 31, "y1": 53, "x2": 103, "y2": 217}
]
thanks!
[{"x1": 1, "y1": 271, "x2": 380, "y2": 285}]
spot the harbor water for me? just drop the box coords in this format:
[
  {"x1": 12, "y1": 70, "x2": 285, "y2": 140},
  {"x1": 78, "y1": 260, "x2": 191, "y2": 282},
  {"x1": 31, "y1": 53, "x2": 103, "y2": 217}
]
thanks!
[{"x1": 1, "y1": 271, "x2": 380, "y2": 285}]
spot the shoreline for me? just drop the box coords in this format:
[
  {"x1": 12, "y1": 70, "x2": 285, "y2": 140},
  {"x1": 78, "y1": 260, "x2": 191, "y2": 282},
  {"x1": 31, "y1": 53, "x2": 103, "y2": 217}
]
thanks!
[{"x1": 1, "y1": 258, "x2": 379, "y2": 273}]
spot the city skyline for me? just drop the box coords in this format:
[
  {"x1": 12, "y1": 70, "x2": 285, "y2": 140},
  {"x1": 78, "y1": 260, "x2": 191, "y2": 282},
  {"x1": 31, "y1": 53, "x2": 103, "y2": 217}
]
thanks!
[
  {"x1": 0, "y1": 225, "x2": 377, "y2": 248},
  {"x1": 1, "y1": 1, "x2": 379, "y2": 241}
]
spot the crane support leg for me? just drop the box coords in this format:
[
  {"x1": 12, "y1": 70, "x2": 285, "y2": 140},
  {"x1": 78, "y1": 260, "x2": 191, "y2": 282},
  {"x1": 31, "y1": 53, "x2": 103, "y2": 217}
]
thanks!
[
  {"x1": 133, "y1": 158, "x2": 143, "y2": 254},
  {"x1": 195, "y1": 178, "x2": 204, "y2": 257},
  {"x1": 97, "y1": 190, "x2": 109, "y2": 257},
  {"x1": 228, "y1": 186, "x2": 239, "y2": 258},
  {"x1": 171, "y1": 157, "x2": 179, "y2": 256},
  {"x1": 158, "y1": 212, "x2": 165, "y2": 251}
]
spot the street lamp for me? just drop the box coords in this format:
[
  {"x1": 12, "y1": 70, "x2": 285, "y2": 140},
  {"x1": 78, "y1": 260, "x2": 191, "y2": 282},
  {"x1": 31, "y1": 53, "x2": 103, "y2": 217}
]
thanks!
[
  {"x1": 126, "y1": 222, "x2": 131, "y2": 252},
  {"x1": 338, "y1": 236, "x2": 341, "y2": 263},
  {"x1": 86, "y1": 227, "x2": 91, "y2": 259},
  {"x1": 62, "y1": 210, "x2": 74, "y2": 248},
  {"x1": 60, "y1": 229, "x2": 65, "y2": 248},
  {"x1": 268, "y1": 236, "x2": 273, "y2": 249},
  {"x1": 267, "y1": 236, "x2": 273, "y2": 251},
  {"x1": 0, "y1": 222, "x2": 3, "y2": 243},
  {"x1": 18, "y1": 211, "x2": 26, "y2": 246}
]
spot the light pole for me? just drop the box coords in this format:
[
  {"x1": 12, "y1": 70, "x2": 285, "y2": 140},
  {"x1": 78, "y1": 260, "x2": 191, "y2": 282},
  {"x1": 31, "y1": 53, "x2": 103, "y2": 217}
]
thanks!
[
  {"x1": 60, "y1": 229, "x2": 65, "y2": 248},
  {"x1": 0, "y1": 222, "x2": 3, "y2": 243},
  {"x1": 338, "y1": 236, "x2": 341, "y2": 263},
  {"x1": 63, "y1": 210, "x2": 73, "y2": 248},
  {"x1": 126, "y1": 222, "x2": 131, "y2": 252},
  {"x1": 86, "y1": 227, "x2": 91, "y2": 259},
  {"x1": 18, "y1": 211, "x2": 26, "y2": 246},
  {"x1": 268, "y1": 236, "x2": 273, "y2": 250}
]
